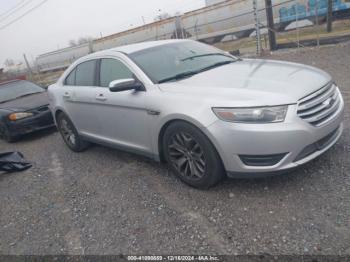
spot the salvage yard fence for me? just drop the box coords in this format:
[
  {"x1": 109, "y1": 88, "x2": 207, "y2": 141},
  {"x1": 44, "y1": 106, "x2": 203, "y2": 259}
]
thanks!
[{"x1": 179, "y1": 0, "x2": 350, "y2": 56}]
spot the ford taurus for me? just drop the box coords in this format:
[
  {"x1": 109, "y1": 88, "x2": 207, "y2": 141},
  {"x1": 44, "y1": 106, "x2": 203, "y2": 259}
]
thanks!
[{"x1": 48, "y1": 40, "x2": 344, "y2": 188}]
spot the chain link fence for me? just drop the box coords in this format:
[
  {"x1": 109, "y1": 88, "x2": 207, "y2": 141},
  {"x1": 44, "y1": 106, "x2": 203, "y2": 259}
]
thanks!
[
  {"x1": 264, "y1": 0, "x2": 350, "y2": 51},
  {"x1": 189, "y1": 0, "x2": 350, "y2": 56}
]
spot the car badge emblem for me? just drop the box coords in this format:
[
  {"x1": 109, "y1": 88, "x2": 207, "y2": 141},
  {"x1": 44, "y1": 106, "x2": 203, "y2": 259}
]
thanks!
[{"x1": 322, "y1": 97, "x2": 334, "y2": 109}]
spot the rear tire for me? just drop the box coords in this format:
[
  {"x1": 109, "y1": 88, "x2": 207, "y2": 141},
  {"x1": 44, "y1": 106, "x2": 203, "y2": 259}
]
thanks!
[
  {"x1": 163, "y1": 121, "x2": 225, "y2": 189},
  {"x1": 0, "y1": 122, "x2": 18, "y2": 143},
  {"x1": 56, "y1": 113, "x2": 90, "y2": 152}
]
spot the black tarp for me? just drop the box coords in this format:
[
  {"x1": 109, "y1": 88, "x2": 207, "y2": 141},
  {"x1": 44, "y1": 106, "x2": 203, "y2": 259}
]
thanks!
[{"x1": 0, "y1": 152, "x2": 32, "y2": 172}]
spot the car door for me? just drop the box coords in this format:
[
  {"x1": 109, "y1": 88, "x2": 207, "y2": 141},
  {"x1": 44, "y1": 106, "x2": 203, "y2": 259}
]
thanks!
[
  {"x1": 87, "y1": 57, "x2": 153, "y2": 155},
  {"x1": 62, "y1": 59, "x2": 99, "y2": 134}
]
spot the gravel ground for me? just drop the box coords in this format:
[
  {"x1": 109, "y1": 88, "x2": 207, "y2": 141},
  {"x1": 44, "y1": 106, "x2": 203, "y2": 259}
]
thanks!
[{"x1": 0, "y1": 43, "x2": 349, "y2": 256}]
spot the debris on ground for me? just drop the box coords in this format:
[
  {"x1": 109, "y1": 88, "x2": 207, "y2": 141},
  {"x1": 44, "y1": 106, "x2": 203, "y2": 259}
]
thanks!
[{"x1": 0, "y1": 152, "x2": 32, "y2": 172}]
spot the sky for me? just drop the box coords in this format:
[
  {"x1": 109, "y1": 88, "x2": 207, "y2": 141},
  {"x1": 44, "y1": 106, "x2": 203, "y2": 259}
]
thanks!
[{"x1": 0, "y1": 0, "x2": 205, "y2": 67}]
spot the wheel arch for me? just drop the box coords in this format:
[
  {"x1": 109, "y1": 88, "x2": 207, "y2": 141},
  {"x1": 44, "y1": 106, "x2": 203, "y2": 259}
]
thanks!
[
  {"x1": 157, "y1": 117, "x2": 219, "y2": 164},
  {"x1": 53, "y1": 107, "x2": 68, "y2": 125}
]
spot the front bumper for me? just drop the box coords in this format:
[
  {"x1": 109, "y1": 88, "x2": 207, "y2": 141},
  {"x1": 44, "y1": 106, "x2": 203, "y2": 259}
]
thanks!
[
  {"x1": 205, "y1": 100, "x2": 344, "y2": 178},
  {"x1": 7, "y1": 110, "x2": 55, "y2": 137}
]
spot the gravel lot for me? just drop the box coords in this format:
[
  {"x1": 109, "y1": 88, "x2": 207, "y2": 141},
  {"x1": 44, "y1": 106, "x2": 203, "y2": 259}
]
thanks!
[{"x1": 0, "y1": 43, "x2": 349, "y2": 256}]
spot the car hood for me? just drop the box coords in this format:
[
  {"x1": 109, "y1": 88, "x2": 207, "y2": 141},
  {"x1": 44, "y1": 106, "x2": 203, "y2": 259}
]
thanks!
[
  {"x1": 158, "y1": 59, "x2": 332, "y2": 107},
  {"x1": 0, "y1": 92, "x2": 49, "y2": 112}
]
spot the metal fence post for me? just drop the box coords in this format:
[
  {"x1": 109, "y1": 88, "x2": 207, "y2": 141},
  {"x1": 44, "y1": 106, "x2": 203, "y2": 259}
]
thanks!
[
  {"x1": 327, "y1": 0, "x2": 333, "y2": 32},
  {"x1": 315, "y1": 0, "x2": 320, "y2": 47},
  {"x1": 253, "y1": 0, "x2": 262, "y2": 55},
  {"x1": 264, "y1": 0, "x2": 277, "y2": 51},
  {"x1": 296, "y1": 6, "x2": 300, "y2": 49}
]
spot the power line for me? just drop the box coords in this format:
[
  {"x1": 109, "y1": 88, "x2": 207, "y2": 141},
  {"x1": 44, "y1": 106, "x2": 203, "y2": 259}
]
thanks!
[
  {"x1": 0, "y1": 0, "x2": 49, "y2": 31},
  {"x1": 0, "y1": 0, "x2": 35, "y2": 22},
  {"x1": 0, "y1": 0, "x2": 26, "y2": 17},
  {"x1": 0, "y1": 0, "x2": 26, "y2": 18}
]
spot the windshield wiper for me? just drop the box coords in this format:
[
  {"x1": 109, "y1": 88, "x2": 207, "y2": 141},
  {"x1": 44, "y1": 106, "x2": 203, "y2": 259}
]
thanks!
[
  {"x1": 0, "y1": 92, "x2": 41, "y2": 104},
  {"x1": 0, "y1": 98, "x2": 17, "y2": 104},
  {"x1": 196, "y1": 60, "x2": 236, "y2": 73},
  {"x1": 181, "y1": 52, "x2": 234, "y2": 62},
  {"x1": 158, "y1": 71, "x2": 200, "y2": 83},
  {"x1": 158, "y1": 60, "x2": 237, "y2": 84}
]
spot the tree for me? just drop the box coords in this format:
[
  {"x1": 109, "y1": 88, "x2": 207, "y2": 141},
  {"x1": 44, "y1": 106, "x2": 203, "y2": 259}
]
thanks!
[
  {"x1": 4, "y1": 59, "x2": 15, "y2": 67},
  {"x1": 68, "y1": 36, "x2": 94, "y2": 47},
  {"x1": 77, "y1": 37, "x2": 94, "y2": 45},
  {"x1": 68, "y1": 39, "x2": 77, "y2": 47}
]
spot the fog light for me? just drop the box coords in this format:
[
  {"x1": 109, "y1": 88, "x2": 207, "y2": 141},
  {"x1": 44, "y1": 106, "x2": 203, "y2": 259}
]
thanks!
[{"x1": 239, "y1": 153, "x2": 287, "y2": 167}]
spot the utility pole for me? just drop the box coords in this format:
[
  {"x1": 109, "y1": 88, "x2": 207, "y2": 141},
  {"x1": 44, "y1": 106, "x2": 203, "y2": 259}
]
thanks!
[
  {"x1": 265, "y1": 0, "x2": 277, "y2": 51},
  {"x1": 23, "y1": 54, "x2": 33, "y2": 80},
  {"x1": 327, "y1": 0, "x2": 333, "y2": 32}
]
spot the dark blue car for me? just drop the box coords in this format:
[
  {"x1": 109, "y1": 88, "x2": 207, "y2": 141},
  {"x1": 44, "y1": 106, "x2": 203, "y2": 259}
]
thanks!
[{"x1": 0, "y1": 80, "x2": 54, "y2": 142}]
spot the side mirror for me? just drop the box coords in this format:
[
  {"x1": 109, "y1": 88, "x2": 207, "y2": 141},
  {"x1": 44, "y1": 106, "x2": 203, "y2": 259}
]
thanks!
[{"x1": 109, "y1": 79, "x2": 144, "y2": 92}]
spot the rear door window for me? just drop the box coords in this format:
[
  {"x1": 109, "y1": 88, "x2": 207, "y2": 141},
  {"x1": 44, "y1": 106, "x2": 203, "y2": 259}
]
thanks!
[
  {"x1": 75, "y1": 60, "x2": 97, "y2": 86},
  {"x1": 65, "y1": 69, "x2": 76, "y2": 85},
  {"x1": 99, "y1": 58, "x2": 133, "y2": 87}
]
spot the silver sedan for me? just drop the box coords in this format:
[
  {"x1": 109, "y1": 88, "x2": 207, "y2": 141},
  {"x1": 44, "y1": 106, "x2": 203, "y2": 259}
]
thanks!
[{"x1": 48, "y1": 39, "x2": 344, "y2": 188}]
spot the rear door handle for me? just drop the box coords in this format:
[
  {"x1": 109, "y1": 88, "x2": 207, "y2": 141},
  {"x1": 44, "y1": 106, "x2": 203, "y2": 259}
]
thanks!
[
  {"x1": 63, "y1": 92, "x2": 71, "y2": 99},
  {"x1": 96, "y1": 94, "x2": 107, "y2": 101}
]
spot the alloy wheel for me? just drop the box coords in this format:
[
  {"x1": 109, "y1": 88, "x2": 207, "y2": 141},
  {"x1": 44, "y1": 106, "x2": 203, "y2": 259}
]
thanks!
[
  {"x1": 59, "y1": 118, "x2": 76, "y2": 147},
  {"x1": 168, "y1": 132, "x2": 206, "y2": 180}
]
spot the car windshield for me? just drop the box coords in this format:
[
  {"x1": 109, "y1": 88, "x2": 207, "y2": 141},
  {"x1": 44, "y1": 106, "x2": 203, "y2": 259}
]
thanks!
[
  {"x1": 129, "y1": 41, "x2": 238, "y2": 83},
  {"x1": 0, "y1": 80, "x2": 44, "y2": 103}
]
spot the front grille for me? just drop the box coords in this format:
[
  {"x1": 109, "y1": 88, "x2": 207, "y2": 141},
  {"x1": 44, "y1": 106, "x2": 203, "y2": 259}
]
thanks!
[{"x1": 297, "y1": 82, "x2": 341, "y2": 127}]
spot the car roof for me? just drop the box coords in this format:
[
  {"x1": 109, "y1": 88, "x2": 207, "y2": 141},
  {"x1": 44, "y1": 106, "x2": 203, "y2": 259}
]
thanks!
[
  {"x1": 111, "y1": 39, "x2": 190, "y2": 54},
  {"x1": 83, "y1": 39, "x2": 192, "y2": 59}
]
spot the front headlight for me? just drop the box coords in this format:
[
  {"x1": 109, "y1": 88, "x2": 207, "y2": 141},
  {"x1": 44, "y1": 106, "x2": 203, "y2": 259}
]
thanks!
[
  {"x1": 8, "y1": 112, "x2": 34, "y2": 121},
  {"x1": 212, "y1": 106, "x2": 288, "y2": 123}
]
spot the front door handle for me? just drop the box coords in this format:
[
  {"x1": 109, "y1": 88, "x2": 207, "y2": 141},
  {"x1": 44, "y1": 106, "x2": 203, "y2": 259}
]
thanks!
[
  {"x1": 63, "y1": 92, "x2": 71, "y2": 99},
  {"x1": 96, "y1": 94, "x2": 107, "y2": 101}
]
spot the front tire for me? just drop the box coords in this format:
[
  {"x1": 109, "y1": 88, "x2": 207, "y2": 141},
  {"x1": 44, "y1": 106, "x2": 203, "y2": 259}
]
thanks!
[
  {"x1": 163, "y1": 121, "x2": 225, "y2": 189},
  {"x1": 56, "y1": 113, "x2": 89, "y2": 152}
]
